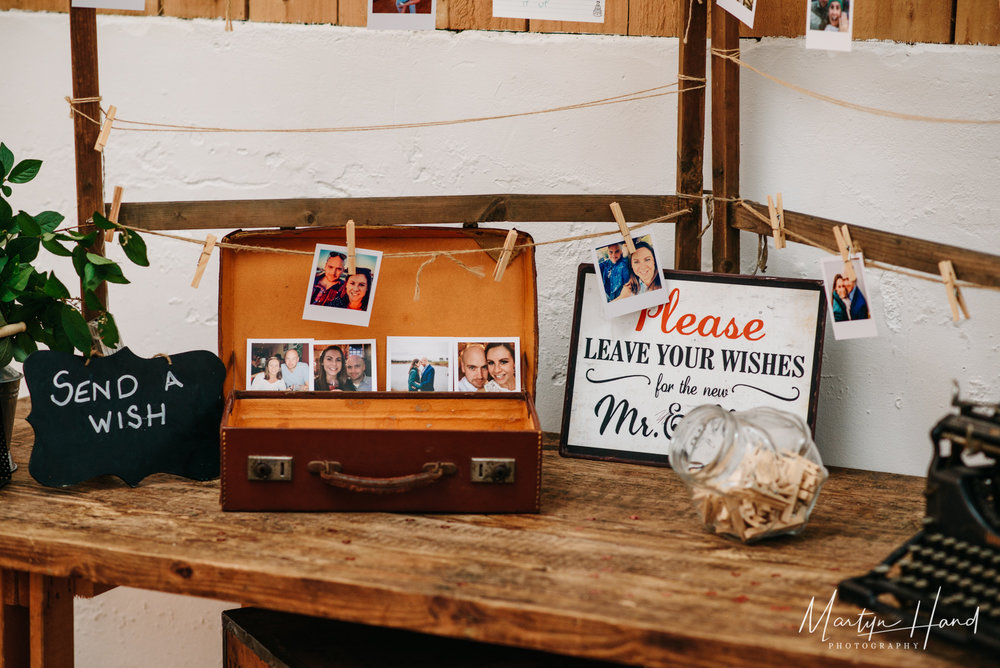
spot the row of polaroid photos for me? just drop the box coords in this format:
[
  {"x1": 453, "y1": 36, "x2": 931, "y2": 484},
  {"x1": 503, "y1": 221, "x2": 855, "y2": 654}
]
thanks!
[{"x1": 246, "y1": 337, "x2": 521, "y2": 393}]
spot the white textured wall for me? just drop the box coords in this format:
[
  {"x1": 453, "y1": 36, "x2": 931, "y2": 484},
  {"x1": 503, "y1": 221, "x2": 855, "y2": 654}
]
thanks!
[{"x1": 1, "y1": 10, "x2": 998, "y2": 667}]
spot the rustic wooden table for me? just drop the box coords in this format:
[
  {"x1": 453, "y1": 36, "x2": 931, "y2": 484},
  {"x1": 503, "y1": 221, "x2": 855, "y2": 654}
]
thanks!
[{"x1": 0, "y1": 398, "x2": 992, "y2": 667}]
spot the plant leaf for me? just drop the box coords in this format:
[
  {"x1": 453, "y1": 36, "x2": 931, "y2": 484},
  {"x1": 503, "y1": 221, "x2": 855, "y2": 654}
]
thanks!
[
  {"x1": 7, "y1": 237, "x2": 40, "y2": 263},
  {"x1": 72, "y1": 245, "x2": 88, "y2": 278},
  {"x1": 12, "y1": 331, "x2": 38, "y2": 364},
  {"x1": 97, "y1": 263, "x2": 130, "y2": 285},
  {"x1": 35, "y1": 210, "x2": 64, "y2": 232},
  {"x1": 60, "y1": 305, "x2": 92, "y2": 354},
  {"x1": 97, "y1": 313, "x2": 120, "y2": 348},
  {"x1": 41, "y1": 238, "x2": 73, "y2": 257},
  {"x1": 42, "y1": 273, "x2": 70, "y2": 299},
  {"x1": 16, "y1": 211, "x2": 40, "y2": 236},
  {"x1": 0, "y1": 144, "x2": 13, "y2": 178},
  {"x1": 86, "y1": 252, "x2": 115, "y2": 265},
  {"x1": 0, "y1": 265, "x2": 34, "y2": 301},
  {"x1": 92, "y1": 212, "x2": 115, "y2": 231},
  {"x1": 83, "y1": 262, "x2": 100, "y2": 292},
  {"x1": 7, "y1": 159, "x2": 41, "y2": 184},
  {"x1": 83, "y1": 288, "x2": 104, "y2": 311},
  {"x1": 1, "y1": 186, "x2": 11, "y2": 197},
  {"x1": 120, "y1": 230, "x2": 149, "y2": 267}
]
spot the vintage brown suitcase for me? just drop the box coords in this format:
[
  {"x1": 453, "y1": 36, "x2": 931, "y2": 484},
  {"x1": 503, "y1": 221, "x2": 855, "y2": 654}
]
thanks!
[{"x1": 218, "y1": 226, "x2": 541, "y2": 512}]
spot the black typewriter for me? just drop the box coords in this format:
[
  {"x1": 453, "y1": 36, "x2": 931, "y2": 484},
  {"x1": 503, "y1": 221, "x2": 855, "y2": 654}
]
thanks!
[{"x1": 839, "y1": 389, "x2": 1000, "y2": 651}]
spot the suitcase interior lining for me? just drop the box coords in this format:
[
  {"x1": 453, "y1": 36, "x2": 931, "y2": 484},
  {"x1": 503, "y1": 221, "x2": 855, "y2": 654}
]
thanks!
[
  {"x1": 219, "y1": 226, "x2": 538, "y2": 400},
  {"x1": 228, "y1": 396, "x2": 536, "y2": 431}
]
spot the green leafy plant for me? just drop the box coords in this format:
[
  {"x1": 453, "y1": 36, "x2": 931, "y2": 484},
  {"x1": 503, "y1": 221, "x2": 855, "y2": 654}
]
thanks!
[{"x1": 0, "y1": 142, "x2": 148, "y2": 367}]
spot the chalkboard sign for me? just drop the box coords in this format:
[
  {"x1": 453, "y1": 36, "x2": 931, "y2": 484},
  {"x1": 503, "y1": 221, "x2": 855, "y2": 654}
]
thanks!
[
  {"x1": 560, "y1": 265, "x2": 826, "y2": 466},
  {"x1": 24, "y1": 347, "x2": 225, "y2": 487}
]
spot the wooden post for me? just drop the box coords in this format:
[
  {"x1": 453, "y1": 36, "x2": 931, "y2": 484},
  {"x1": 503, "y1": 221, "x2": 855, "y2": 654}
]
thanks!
[
  {"x1": 710, "y1": 2, "x2": 741, "y2": 274},
  {"x1": 69, "y1": 7, "x2": 108, "y2": 318},
  {"x1": 674, "y1": 0, "x2": 707, "y2": 271},
  {"x1": 28, "y1": 574, "x2": 74, "y2": 668},
  {"x1": 0, "y1": 570, "x2": 30, "y2": 668}
]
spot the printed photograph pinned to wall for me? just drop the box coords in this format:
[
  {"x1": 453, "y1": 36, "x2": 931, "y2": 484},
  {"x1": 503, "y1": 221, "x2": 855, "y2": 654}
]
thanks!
[
  {"x1": 821, "y1": 255, "x2": 877, "y2": 340},
  {"x1": 313, "y1": 340, "x2": 378, "y2": 391},
  {"x1": 806, "y1": 0, "x2": 854, "y2": 52},
  {"x1": 716, "y1": 0, "x2": 757, "y2": 28},
  {"x1": 302, "y1": 243, "x2": 382, "y2": 328},
  {"x1": 493, "y1": 0, "x2": 606, "y2": 24},
  {"x1": 246, "y1": 340, "x2": 314, "y2": 392},
  {"x1": 368, "y1": 0, "x2": 437, "y2": 30},
  {"x1": 453, "y1": 339, "x2": 522, "y2": 393},
  {"x1": 71, "y1": 0, "x2": 146, "y2": 9},
  {"x1": 387, "y1": 337, "x2": 453, "y2": 392},
  {"x1": 592, "y1": 232, "x2": 670, "y2": 318}
]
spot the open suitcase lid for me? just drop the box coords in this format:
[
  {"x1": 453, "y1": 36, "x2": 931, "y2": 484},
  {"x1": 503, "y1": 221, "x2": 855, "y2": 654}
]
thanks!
[{"x1": 217, "y1": 226, "x2": 538, "y2": 400}]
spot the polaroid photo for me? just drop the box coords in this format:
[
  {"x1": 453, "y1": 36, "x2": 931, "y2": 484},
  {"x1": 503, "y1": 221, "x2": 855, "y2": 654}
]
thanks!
[
  {"x1": 302, "y1": 243, "x2": 383, "y2": 328},
  {"x1": 806, "y1": 0, "x2": 854, "y2": 52},
  {"x1": 453, "y1": 338, "x2": 522, "y2": 393},
  {"x1": 313, "y1": 340, "x2": 378, "y2": 392},
  {"x1": 492, "y1": 0, "x2": 606, "y2": 23},
  {"x1": 367, "y1": 0, "x2": 437, "y2": 31},
  {"x1": 246, "y1": 339, "x2": 314, "y2": 391},
  {"x1": 592, "y1": 232, "x2": 670, "y2": 318},
  {"x1": 821, "y1": 254, "x2": 877, "y2": 340},
  {"x1": 72, "y1": 0, "x2": 145, "y2": 9},
  {"x1": 716, "y1": 0, "x2": 757, "y2": 29},
  {"x1": 386, "y1": 337, "x2": 453, "y2": 392}
]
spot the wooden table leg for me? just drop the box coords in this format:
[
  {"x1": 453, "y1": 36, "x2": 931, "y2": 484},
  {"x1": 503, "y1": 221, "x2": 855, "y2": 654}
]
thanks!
[
  {"x1": 28, "y1": 574, "x2": 74, "y2": 668},
  {"x1": 1, "y1": 569, "x2": 30, "y2": 668}
]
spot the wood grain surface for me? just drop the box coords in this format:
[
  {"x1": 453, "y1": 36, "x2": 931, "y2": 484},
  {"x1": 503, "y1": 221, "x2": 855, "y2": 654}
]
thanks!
[{"x1": 0, "y1": 399, "x2": 994, "y2": 666}]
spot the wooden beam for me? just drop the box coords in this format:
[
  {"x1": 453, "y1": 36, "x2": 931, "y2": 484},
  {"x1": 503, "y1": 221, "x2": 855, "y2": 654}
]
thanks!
[
  {"x1": 734, "y1": 201, "x2": 1000, "y2": 289},
  {"x1": 674, "y1": 0, "x2": 707, "y2": 270},
  {"x1": 69, "y1": 7, "x2": 107, "y2": 316},
  {"x1": 710, "y1": 1, "x2": 740, "y2": 274},
  {"x1": 28, "y1": 574, "x2": 73, "y2": 668},
  {"x1": 115, "y1": 194, "x2": 685, "y2": 231}
]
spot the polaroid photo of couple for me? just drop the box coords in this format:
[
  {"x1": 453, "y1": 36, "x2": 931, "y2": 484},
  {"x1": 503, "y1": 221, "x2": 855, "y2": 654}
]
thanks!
[
  {"x1": 806, "y1": 0, "x2": 853, "y2": 52},
  {"x1": 821, "y1": 255, "x2": 876, "y2": 340},
  {"x1": 303, "y1": 243, "x2": 383, "y2": 328},
  {"x1": 367, "y1": 0, "x2": 436, "y2": 31},
  {"x1": 592, "y1": 232, "x2": 670, "y2": 318},
  {"x1": 386, "y1": 337, "x2": 521, "y2": 393},
  {"x1": 246, "y1": 339, "x2": 378, "y2": 392}
]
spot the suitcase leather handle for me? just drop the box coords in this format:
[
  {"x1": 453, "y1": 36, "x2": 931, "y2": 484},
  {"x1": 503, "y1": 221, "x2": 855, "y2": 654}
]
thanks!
[{"x1": 307, "y1": 460, "x2": 457, "y2": 494}]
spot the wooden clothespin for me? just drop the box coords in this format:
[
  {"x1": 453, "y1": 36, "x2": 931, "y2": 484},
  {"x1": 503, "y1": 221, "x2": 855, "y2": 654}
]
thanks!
[
  {"x1": 492, "y1": 229, "x2": 519, "y2": 282},
  {"x1": 609, "y1": 202, "x2": 636, "y2": 253},
  {"x1": 94, "y1": 105, "x2": 117, "y2": 153},
  {"x1": 938, "y1": 260, "x2": 970, "y2": 322},
  {"x1": 767, "y1": 193, "x2": 785, "y2": 249},
  {"x1": 346, "y1": 220, "x2": 356, "y2": 275},
  {"x1": 191, "y1": 234, "x2": 217, "y2": 289},
  {"x1": 104, "y1": 185, "x2": 124, "y2": 243},
  {"x1": 832, "y1": 224, "x2": 856, "y2": 282}
]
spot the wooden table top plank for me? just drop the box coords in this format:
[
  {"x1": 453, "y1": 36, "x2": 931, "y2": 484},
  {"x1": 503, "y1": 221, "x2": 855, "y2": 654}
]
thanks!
[{"x1": 0, "y1": 400, "x2": 992, "y2": 666}]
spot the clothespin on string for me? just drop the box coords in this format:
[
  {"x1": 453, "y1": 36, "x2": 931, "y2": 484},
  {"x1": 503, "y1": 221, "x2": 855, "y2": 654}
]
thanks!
[
  {"x1": 832, "y1": 224, "x2": 856, "y2": 282},
  {"x1": 767, "y1": 193, "x2": 785, "y2": 249},
  {"x1": 104, "y1": 185, "x2": 123, "y2": 243},
  {"x1": 191, "y1": 234, "x2": 218, "y2": 289},
  {"x1": 492, "y1": 229, "x2": 519, "y2": 282},
  {"x1": 94, "y1": 105, "x2": 117, "y2": 153},
  {"x1": 346, "y1": 220, "x2": 356, "y2": 275},
  {"x1": 938, "y1": 260, "x2": 970, "y2": 322},
  {"x1": 609, "y1": 202, "x2": 637, "y2": 253}
]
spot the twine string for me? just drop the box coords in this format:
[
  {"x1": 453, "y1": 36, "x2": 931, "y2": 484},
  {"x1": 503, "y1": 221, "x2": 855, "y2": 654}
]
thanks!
[
  {"x1": 711, "y1": 48, "x2": 1000, "y2": 125},
  {"x1": 64, "y1": 82, "x2": 706, "y2": 135}
]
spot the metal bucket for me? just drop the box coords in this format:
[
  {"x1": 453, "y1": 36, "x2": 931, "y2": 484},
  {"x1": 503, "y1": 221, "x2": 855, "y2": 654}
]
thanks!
[{"x1": 0, "y1": 365, "x2": 22, "y2": 484}]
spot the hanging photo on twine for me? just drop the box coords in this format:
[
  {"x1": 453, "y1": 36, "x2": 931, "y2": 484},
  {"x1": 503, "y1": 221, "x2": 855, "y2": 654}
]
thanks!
[
  {"x1": 303, "y1": 244, "x2": 382, "y2": 328},
  {"x1": 821, "y1": 255, "x2": 877, "y2": 340},
  {"x1": 806, "y1": 0, "x2": 854, "y2": 52},
  {"x1": 592, "y1": 232, "x2": 671, "y2": 319},
  {"x1": 368, "y1": 0, "x2": 437, "y2": 31},
  {"x1": 716, "y1": 0, "x2": 758, "y2": 29}
]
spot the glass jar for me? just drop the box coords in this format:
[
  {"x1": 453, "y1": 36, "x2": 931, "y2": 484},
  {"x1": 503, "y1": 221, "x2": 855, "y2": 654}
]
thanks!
[{"x1": 670, "y1": 405, "x2": 829, "y2": 542}]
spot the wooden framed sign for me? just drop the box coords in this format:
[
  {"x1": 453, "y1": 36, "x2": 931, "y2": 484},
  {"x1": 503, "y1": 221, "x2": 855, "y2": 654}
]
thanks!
[{"x1": 559, "y1": 265, "x2": 826, "y2": 465}]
